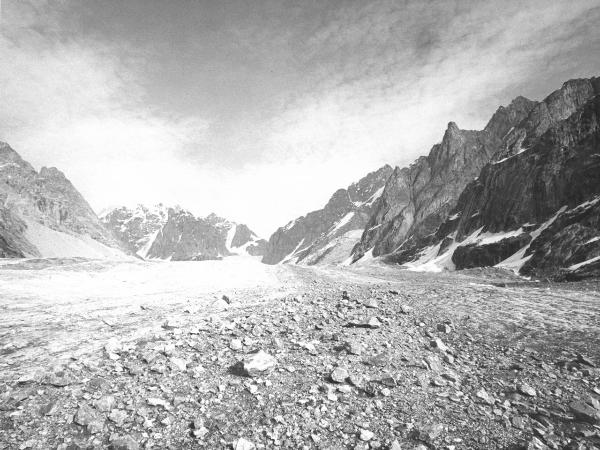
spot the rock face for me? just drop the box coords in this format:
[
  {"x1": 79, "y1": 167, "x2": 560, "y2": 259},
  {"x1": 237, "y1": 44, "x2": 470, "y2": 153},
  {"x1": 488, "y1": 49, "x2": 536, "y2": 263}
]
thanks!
[
  {"x1": 0, "y1": 142, "x2": 126, "y2": 258},
  {"x1": 262, "y1": 165, "x2": 393, "y2": 265},
  {"x1": 102, "y1": 205, "x2": 266, "y2": 261},
  {"x1": 373, "y1": 77, "x2": 600, "y2": 279},
  {"x1": 351, "y1": 96, "x2": 537, "y2": 261}
]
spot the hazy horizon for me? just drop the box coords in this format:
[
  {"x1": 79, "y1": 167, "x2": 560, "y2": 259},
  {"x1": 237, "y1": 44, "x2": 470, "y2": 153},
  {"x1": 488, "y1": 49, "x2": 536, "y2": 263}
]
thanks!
[{"x1": 1, "y1": 0, "x2": 600, "y2": 236}]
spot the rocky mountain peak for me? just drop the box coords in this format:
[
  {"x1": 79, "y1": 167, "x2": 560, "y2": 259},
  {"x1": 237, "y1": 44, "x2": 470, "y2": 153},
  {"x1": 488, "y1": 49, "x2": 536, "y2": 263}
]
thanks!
[
  {"x1": 446, "y1": 121, "x2": 460, "y2": 132},
  {"x1": 39, "y1": 166, "x2": 67, "y2": 179},
  {"x1": 484, "y1": 96, "x2": 538, "y2": 139}
]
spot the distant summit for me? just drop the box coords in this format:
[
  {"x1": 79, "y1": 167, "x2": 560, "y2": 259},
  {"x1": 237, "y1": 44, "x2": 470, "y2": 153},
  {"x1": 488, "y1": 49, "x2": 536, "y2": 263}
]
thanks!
[
  {"x1": 101, "y1": 204, "x2": 266, "y2": 261},
  {"x1": 262, "y1": 165, "x2": 393, "y2": 265}
]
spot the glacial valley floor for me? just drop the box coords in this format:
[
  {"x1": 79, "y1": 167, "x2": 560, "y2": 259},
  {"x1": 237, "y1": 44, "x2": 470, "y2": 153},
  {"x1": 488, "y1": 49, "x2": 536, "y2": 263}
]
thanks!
[{"x1": 1, "y1": 258, "x2": 600, "y2": 449}]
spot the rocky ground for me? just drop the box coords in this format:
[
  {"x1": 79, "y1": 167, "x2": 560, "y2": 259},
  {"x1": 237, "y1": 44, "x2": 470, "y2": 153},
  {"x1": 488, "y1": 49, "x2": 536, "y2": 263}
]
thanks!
[{"x1": 1, "y1": 261, "x2": 600, "y2": 449}]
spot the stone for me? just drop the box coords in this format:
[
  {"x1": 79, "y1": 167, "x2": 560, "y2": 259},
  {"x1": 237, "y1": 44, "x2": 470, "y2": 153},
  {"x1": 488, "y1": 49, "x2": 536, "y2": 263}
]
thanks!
[
  {"x1": 233, "y1": 437, "x2": 255, "y2": 450},
  {"x1": 342, "y1": 341, "x2": 363, "y2": 355},
  {"x1": 348, "y1": 374, "x2": 365, "y2": 388},
  {"x1": 162, "y1": 317, "x2": 184, "y2": 329},
  {"x1": 399, "y1": 305, "x2": 413, "y2": 314},
  {"x1": 424, "y1": 355, "x2": 442, "y2": 372},
  {"x1": 330, "y1": 367, "x2": 350, "y2": 383},
  {"x1": 193, "y1": 426, "x2": 209, "y2": 439},
  {"x1": 569, "y1": 400, "x2": 600, "y2": 424},
  {"x1": 147, "y1": 398, "x2": 170, "y2": 408},
  {"x1": 109, "y1": 409, "x2": 128, "y2": 426},
  {"x1": 367, "y1": 317, "x2": 382, "y2": 328},
  {"x1": 169, "y1": 357, "x2": 188, "y2": 371},
  {"x1": 430, "y1": 338, "x2": 450, "y2": 353},
  {"x1": 94, "y1": 395, "x2": 115, "y2": 412},
  {"x1": 518, "y1": 383, "x2": 536, "y2": 397},
  {"x1": 230, "y1": 339, "x2": 243, "y2": 351},
  {"x1": 476, "y1": 388, "x2": 494, "y2": 405},
  {"x1": 359, "y1": 429, "x2": 374, "y2": 441},
  {"x1": 231, "y1": 350, "x2": 278, "y2": 377},
  {"x1": 363, "y1": 298, "x2": 378, "y2": 308},
  {"x1": 39, "y1": 400, "x2": 58, "y2": 416},
  {"x1": 363, "y1": 352, "x2": 388, "y2": 367},
  {"x1": 73, "y1": 405, "x2": 104, "y2": 434},
  {"x1": 576, "y1": 354, "x2": 595, "y2": 367},
  {"x1": 389, "y1": 440, "x2": 402, "y2": 450},
  {"x1": 109, "y1": 434, "x2": 139, "y2": 450},
  {"x1": 437, "y1": 323, "x2": 451, "y2": 333},
  {"x1": 414, "y1": 423, "x2": 444, "y2": 443},
  {"x1": 511, "y1": 416, "x2": 525, "y2": 430}
]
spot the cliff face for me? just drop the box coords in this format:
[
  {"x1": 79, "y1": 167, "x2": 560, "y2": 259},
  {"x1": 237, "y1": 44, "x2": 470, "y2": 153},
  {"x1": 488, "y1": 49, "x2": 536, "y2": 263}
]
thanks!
[
  {"x1": 387, "y1": 78, "x2": 600, "y2": 279},
  {"x1": 351, "y1": 96, "x2": 538, "y2": 261},
  {"x1": 0, "y1": 142, "x2": 126, "y2": 259},
  {"x1": 262, "y1": 165, "x2": 393, "y2": 265}
]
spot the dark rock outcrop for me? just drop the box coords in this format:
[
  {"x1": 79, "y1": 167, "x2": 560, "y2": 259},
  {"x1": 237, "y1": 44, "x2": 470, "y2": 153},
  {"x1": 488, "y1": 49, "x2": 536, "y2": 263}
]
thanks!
[{"x1": 262, "y1": 165, "x2": 393, "y2": 265}]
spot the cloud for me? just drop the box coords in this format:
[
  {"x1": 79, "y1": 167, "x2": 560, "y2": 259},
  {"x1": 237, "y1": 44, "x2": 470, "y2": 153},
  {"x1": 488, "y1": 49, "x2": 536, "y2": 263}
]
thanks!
[
  {"x1": 0, "y1": 0, "x2": 599, "y2": 237},
  {"x1": 256, "y1": 0, "x2": 600, "y2": 167}
]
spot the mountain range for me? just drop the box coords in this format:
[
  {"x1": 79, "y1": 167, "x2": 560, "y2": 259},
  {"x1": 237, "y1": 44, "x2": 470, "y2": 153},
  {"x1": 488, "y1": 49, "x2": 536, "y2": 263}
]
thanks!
[
  {"x1": 101, "y1": 204, "x2": 266, "y2": 261},
  {"x1": 349, "y1": 77, "x2": 600, "y2": 280},
  {"x1": 1, "y1": 76, "x2": 598, "y2": 280},
  {"x1": 263, "y1": 76, "x2": 600, "y2": 280}
]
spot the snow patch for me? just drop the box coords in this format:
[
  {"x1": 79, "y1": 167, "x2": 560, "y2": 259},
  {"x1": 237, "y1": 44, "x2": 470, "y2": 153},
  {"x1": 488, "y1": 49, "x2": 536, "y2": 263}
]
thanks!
[
  {"x1": 0, "y1": 162, "x2": 20, "y2": 170},
  {"x1": 403, "y1": 227, "x2": 483, "y2": 273},
  {"x1": 329, "y1": 212, "x2": 355, "y2": 235},
  {"x1": 225, "y1": 224, "x2": 237, "y2": 252},
  {"x1": 365, "y1": 186, "x2": 384, "y2": 206},
  {"x1": 496, "y1": 206, "x2": 567, "y2": 272},
  {"x1": 281, "y1": 238, "x2": 305, "y2": 264},
  {"x1": 283, "y1": 219, "x2": 297, "y2": 231},
  {"x1": 477, "y1": 228, "x2": 524, "y2": 245},
  {"x1": 585, "y1": 236, "x2": 600, "y2": 245},
  {"x1": 137, "y1": 228, "x2": 161, "y2": 259},
  {"x1": 568, "y1": 255, "x2": 600, "y2": 270}
]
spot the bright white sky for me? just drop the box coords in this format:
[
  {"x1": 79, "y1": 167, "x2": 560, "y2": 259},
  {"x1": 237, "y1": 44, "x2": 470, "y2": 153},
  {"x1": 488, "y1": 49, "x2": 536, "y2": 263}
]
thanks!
[{"x1": 1, "y1": 0, "x2": 599, "y2": 237}]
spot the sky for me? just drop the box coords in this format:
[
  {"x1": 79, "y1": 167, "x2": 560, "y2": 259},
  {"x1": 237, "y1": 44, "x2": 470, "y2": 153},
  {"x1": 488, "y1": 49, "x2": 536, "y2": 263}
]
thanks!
[{"x1": 1, "y1": 0, "x2": 599, "y2": 237}]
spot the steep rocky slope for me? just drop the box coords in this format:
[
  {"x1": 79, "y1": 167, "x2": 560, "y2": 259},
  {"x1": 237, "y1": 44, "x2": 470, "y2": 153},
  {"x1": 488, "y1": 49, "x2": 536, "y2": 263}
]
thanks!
[
  {"x1": 262, "y1": 165, "x2": 393, "y2": 265},
  {"x1": 351, "y1": 96, "x2": 538, "y2": 262},
  {"x1": 382, "y1": 78, "x2": 600, "y2": 280},
  {"x1": 0, "y1": 142, "x2": 126, "y2": 259},
  {"x1": 101, "y1": 205, "x2": 266, "y2": 261}
]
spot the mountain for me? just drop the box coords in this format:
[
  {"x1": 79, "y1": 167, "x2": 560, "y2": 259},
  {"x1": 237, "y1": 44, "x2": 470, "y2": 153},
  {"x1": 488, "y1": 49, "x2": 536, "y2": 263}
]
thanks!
[
  {"x1": 101, "y1": 205, "x2": 266, "y2": 261},
  {"x1": 351, "y1": 96, "x2": 537, "y2": 261},
  {"x1": 262, "y1": 165, "x2": 393, "y2": 265},
  {"x1": 355, "y1": 77, "x2": 600, "y2": 280},
  {"x1": 0, "y1": 142, "x2": 127, "y2": 259}
]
